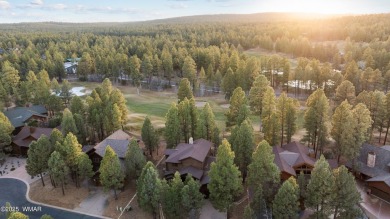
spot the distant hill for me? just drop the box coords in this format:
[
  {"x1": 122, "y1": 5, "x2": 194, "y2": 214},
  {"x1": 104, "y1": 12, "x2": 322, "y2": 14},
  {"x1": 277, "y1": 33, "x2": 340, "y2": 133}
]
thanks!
[
  {"x1": 0, "y1": 12, "x2": 374, "y2": 32},
  {"x1": 146, "y1": 12, "x2": 339, "y2": 24}
]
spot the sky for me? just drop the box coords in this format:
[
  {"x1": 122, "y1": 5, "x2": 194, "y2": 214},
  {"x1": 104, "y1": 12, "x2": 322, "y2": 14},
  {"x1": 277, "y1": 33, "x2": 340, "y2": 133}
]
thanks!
[{"x1": 0, "y1": 0, "x2": 389, "y2": 23}]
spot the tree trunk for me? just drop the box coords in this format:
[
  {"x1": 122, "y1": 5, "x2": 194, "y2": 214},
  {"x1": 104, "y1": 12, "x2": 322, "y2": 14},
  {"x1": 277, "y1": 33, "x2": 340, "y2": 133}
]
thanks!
[
  {"x1": 114, "y1": 188, "x2": 118, "y2": 200},
  {"x1": 61, "y1": 182, "x2": 65, "y2": 196},
  {"x1": 384, "y1": 120, "x2": 390, "y2": 145},
  {"x1": 333, "y1": 206, "x2": 339, "y2": 219},
  {"x1": 40, "y1": 173, "x2": 45, "y2": 187},
  {"x1": 280, "y1": 116, "x2": 284, "y2": 147}
]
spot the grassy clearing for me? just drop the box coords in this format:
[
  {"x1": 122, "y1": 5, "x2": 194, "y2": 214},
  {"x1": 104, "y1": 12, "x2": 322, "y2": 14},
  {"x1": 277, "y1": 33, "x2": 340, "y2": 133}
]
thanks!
[{"x1": 70, "y1": 82, "x2": 304, "y2": 139}]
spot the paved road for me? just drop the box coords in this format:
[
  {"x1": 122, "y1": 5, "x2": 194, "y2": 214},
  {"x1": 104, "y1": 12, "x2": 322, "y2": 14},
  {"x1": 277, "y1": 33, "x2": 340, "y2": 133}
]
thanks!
[{"x1": 0, "y1": 178, "x2": 104, "y2": 219}]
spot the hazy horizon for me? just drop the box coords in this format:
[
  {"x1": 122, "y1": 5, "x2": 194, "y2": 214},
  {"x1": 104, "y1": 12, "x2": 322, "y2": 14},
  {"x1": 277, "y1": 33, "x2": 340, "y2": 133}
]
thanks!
[{"x1": 0, "y1": 0, "x2": 389, "y2": 23}]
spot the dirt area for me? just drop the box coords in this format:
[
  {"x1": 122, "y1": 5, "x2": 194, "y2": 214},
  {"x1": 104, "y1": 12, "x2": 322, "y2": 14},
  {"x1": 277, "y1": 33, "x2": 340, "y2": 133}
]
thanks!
[
  {"x1": 29, "y1": 175, "x2": 89, "y2": 209},
  {"x1": 103, "y1": 180, "x2": 153, "y2": 219},
  {"x1": 231, "y1": 199, "x2": 249, "y2": 219},
  {"x1": 104, "y1": 141, "x2": 166, "y2": 218}
]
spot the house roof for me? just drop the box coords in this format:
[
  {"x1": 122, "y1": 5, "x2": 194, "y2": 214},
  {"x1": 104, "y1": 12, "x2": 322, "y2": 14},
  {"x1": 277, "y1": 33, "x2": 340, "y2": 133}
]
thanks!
[
  {"x1": 346, "y1": 144, "x2": 390, "y2": 178},
  {"x1": 3, "y1": 105, "x2": 47, "y2": 128},
  {"x1": 273, "y1": 146, "x2": 297, "y2": 176},
  {"x1": 283, "y1": 141, "x2": 316, "y2": 168},
  {"x1": 93, "y1": 129, "x2": 132, "y2": 159},
  {"x1": 179, "y1": 166, "x2": 204, "y2": 180},
  {"x1": 366, "y1": 174, "x2": 390, "y2": 187},
  {"x1": 165, "y1": 139, "x2": 212, "y2": 164},
  {"x1": 12, "y1": 126, "x2": 54, "y2": 147},
  {"x1": 82, "y1": 145, "x2": 95, "y2": 154},
  {"x1": 272, "y1": 142, "x2": 337, "y2": 177}
]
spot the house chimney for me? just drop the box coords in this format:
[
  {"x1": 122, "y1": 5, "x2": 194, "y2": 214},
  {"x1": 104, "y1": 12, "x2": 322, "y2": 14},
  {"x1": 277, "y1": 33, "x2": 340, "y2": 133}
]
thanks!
[
  {"x1": 189, "y1": 137, "x2": 193, "y2": 144},
  {"x1": 367, "y1": 152, "x2": 376, "y2": 168}
]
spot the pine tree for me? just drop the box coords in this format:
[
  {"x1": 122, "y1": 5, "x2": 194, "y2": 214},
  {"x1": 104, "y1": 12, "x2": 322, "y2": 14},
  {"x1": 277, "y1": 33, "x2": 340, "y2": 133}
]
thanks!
[
  {"x1": 48, "y1": 151, "x2": 69, "y2": 195},
  {"x1": 70, "y1": 96, "x2": 85, "y2": 115},
  {"x1": 304, "y1": 89, "x2": 330, "y2": 158},
  {"x1": 247, "y1": 140, "x2": 280, "y2": 205},
  {"x1": 181, "y1": 174, "x2": 204, "y2": 219},
  {"x1": 229, "y1": 119, "x2": 254, "y2": 181},
  {"x1": 76, "y1": 152, "x2": 94, "y2": 188},
  {"x1": 26, "y1": 136, "x2": 51, "y2": 187},
  {"x1": 332, "y1": 166, "x2": 362, "y2": 219},
  {"x1": 178, "y1": 98, "x2": 195, "y2": 143},
  {"x1": 272, "y1": 177, "x2": 300, "y2": 219},
  {"x1": 1, "y1": 61, "x2": 20, "y2": 96},
  {"x1": 182, "y1": 56, "x2": 197, "y2": 91},
  {"x1": 225, "y1": 87, "x2": 247, "y2": 127},
  {"x1": 177, "y1": 78, "x2": 194, "y2": 103},
  {"x1": 196, "y1": 102, "x2": 216, "y2": 141},
  {"x1": 125, "y1": 139, "x2": 146, "y2": 179},
  {"x1": 209, "y1": 139, "x2": 242, "y2": 212},
  {"x1": 60, "y1": 80, "x2": 72, "y2": 104},
  {"x1": 165, "y1": 103, "x2": 181, "y2": 148},
  {"x1": 161, "y1": 172, "x2": 184, "y2": 218},
  {"x1": 277, "y1": 92, "x2": 299, "y2": 145},
  {"x1": 236, "y1": 104, "x2": 249, "y2": 126},
  {"x1": 306, "y1": 155, "x2": 334, "y2": 218},
  {"x1": 331, "y1": 100, "x2": 356, "y2": 162},
  {"x1": 335, "y1": 80, "x2": 356, "y2": 105},
  {"x1": 137, "y1": 161, "x2": 161, "y2": 218},
  {"x1": 142, "y1": 55, "x2": 154, "y2": 87},
  {"x1": 51, "y1": 78, "x2": 61, "y2": 95},
  {"x1": 56, "y1": 133, "x2": 82, "y2": 179},
  {"x1": 141, "y1": 116, "x2": 158, "y2": 156},
  {"x1": 249, "y1": 75, "x2": 270, "y2": 129},
  {"x1": 61, "y1": 108, "x2": 78, "y2": 136},
  {"x1": 99, "y1": 146, "x2": 125, "y2": 200},
  {"x1": 73, "y1": 113, "x2": 87, "y2": 144},
  {"x1": 222, "y1": 67, "x2": 237, "y2": 100},
  {"x1": 129, "y1": 55, "x2": 142, "y2": 95},
  {"x1": 49, "y1": 128, "x2": 63, "y2": 146},
  {"x1": 0, "y1": 112, "x2": 14, "y2": 153}
]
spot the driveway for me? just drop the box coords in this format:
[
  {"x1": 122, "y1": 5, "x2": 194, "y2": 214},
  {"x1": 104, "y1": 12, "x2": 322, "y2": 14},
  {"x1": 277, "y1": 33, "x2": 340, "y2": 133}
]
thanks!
[
  {"x1": 0, "y1": 178, "x2": 106, "y2": 219},
  {"x1": 199, "y1": 200, "x2": 226, "y2": 219}
]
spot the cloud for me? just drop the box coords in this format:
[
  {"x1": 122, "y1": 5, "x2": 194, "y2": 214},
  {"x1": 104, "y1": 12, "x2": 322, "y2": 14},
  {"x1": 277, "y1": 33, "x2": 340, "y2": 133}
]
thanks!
[
  {"x1": 50, "y1": 3, "x2": 66, "y2": 10},
  {"x1": 167, "y1": 2, "x2": 188, "y2": 9},
  {"x1": 30, "y1": 0, "x2": 43, "y2": 5},
  {"x1": 0, "y1": 0, "x2": 10, "y2": 9}
]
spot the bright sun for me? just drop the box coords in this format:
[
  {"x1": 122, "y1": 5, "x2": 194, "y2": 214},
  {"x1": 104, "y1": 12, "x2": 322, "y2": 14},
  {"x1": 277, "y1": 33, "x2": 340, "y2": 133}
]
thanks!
[{"x1": 259, "y1": 0, "x2": 349, "y2": 14}]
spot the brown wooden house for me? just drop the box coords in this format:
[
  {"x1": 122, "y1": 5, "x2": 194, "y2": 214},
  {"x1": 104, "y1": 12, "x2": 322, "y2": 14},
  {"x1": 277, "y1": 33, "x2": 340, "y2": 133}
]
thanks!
[
  {"x1": 12, "y1": 126, "x2": 55, "y2": 156},
  {"x1": 3, "y1": 105, "x2": 48, "y2": 134},
  {"x1": 164, "y1": 139, "x2": 215, "y2": 195},
  {"x1": 89, "y1": 129, "x2": 135, "y2": 171},
  {"x1": 346, "y1": 144, "x2": 390, "y2": 202},
  {"x1": 273, "y1": 141, "x2": 338, "y2": 181}
]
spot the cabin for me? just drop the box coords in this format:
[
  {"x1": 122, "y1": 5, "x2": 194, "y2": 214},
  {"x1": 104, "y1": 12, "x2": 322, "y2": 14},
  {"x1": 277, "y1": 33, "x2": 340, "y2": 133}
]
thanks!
[
  {"x1": 11, "y1": 126, "x2": 56, "y2": 156},
  {"x1": 164, "y1": 138, "x2": 215, "y2": 195},
  {"x1": 273, "y1": 141, "x2": 338, "y2": 180},
  {"x1": 89, "y1": 129, "x2": 137, "y2": 171},
  {"x1": 64, "y1": 62, "x2": 77, "y2": 74},
  {"x1": 346, "y1": 144, "x2": 390, "y2": 202},
  {"x1": 3, "y1": 105, "x2": 48, "y2": 134}
]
